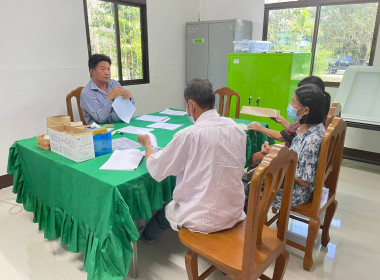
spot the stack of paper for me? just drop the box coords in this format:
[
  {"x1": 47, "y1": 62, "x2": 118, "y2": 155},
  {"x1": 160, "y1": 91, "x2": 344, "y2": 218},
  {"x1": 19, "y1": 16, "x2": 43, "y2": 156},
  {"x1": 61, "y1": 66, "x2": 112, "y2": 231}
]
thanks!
[
  {"x1": 116, "y1": 126, "x2": 158, "y2": 147},
  {"x1": 159, "y1": 108, "x2": 187, "y2": 116},
  {"x1": 117, "y1": 126, "x2": 154, "y2": 134},
  {"x1": 112, "y1": 138, "x2": 141, "y2": 150},
  {"x1": 99, "y1": 149, "x2": 143, "y2": 171},
  {"x1": 147, "y1": 122, "x2": 183, "y2": 130},
  {"x1": 136, "y1": 115, "x2": 170, "y2": 122}
]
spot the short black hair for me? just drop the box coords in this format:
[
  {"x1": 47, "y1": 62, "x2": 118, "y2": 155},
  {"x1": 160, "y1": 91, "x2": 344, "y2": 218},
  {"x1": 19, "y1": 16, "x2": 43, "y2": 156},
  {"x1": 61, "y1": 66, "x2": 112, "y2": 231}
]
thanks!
[
  {"x1": 184, "y1": 78, "x2": 215, "y2": 110},
  {"x1": 88, "y1": 54, "x2": 112, "y2": 71},
  {"x1": 298, "y1": 76, "x2": 331, "y2": 117},
  {"x1": 295, "y1": 84, "x2": 326, "y2": 125}
]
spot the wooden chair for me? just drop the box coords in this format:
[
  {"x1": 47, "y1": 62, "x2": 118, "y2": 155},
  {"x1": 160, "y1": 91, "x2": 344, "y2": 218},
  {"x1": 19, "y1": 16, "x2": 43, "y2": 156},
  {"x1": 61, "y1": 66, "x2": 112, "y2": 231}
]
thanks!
[
  {"x1": 66, "y1": 87, "x2": 86, "y2": 125},
  {"x1": 267, "y1": 117, "x2": 347, "y2": 271},
  {"x1": 325, "y1": 102, "x2": 342, "y2": 129},
  {"x1": 178, "y1": 144, "x2": 297, "y2": 280},
  {"x1": 215, "y1": 87, "x2": 241, "y2": 118}
]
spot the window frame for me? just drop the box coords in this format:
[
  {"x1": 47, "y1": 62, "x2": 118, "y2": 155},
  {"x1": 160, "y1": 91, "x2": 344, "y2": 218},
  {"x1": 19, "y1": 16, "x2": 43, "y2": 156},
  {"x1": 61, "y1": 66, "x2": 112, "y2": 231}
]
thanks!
[
  {"x1": 83, "y1": 0, "x2": 150, "y2": 85},
  {"x1": 263, "y1": 0, "x2": 380, "y2": 87}
]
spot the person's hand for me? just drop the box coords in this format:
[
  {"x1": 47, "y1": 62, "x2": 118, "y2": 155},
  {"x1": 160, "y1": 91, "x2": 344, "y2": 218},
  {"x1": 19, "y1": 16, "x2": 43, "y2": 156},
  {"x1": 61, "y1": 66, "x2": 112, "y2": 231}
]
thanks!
[
  {"x1": 108, "y1": 86, "x2": 124, "y2": 100},
  {"x1": 271, "y1": 116, "x2": 285, "y2": 124},
  {"x1": 247, "y1": 122, "x2": 263, "y2": 132},
  {"x1": 251, "y1": 151, "x2": 265, "y2": 164},
  {"x1": 261, "y1": 141, "x2": 271, "y2": 156},
  {"x1": 138, "y1": 134, "x2": 151, "y2": 147},
  {"x1": 121, "y1": 89, "x2": 132, "y2": 100}
]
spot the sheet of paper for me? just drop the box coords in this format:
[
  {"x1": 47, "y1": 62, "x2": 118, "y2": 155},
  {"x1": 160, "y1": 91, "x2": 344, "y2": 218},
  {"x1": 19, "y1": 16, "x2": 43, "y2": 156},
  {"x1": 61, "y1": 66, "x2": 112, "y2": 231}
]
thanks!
[
  {"x1": 112, "y1": 96, "x2": 136, "y2": 123},
  {"x1": 116, "y1": 126, "x2": 158, "y2": 147},
  {"x1": 117, "y1": 126, "x2": 154, "y2": 134},
  {"x1": 147, "y1": 122, "x2": 183, "y2": 130},
  {"x1": 99, "y1": 149, "x2": 143, "y2": 171},
  {"x1": 140, "y1": 146, "x2": 162, "y2": 157},
  {"x1": 112, "y1": 137, "x2": 141, "y2": 150},
  {"x1": 147, "y1": 132, "x2": 158, "y2": 147},
  {"x1": 236, "y1": 123, "x2": 248, "y2": 131},
  {"x1": 159, "y1": 108, "x2": 187, "y2": 116},
  {"x1": 136, "y1": 115, "x2": 170, "y2": 122}
]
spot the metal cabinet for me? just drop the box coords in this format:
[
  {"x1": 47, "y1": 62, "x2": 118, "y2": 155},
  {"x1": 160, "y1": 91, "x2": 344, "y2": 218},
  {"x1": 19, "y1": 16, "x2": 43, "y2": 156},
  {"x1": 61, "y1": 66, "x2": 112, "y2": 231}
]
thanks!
[{"x1": 186, "y1": 20, "x2": 252, "y2": 90}]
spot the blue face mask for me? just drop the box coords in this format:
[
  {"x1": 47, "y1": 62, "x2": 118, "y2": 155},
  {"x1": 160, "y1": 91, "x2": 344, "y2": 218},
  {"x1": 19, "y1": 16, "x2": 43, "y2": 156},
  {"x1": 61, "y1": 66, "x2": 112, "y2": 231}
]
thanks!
[
  {"x1": 187, "y1": 113, "x2": 195, "y2": 123},
  {"x1": 287, "y1": 103, "x2": 300, "y2": 121},
  {"x1": 186, "y1": 101, "x2": 195, "y2": 123}
]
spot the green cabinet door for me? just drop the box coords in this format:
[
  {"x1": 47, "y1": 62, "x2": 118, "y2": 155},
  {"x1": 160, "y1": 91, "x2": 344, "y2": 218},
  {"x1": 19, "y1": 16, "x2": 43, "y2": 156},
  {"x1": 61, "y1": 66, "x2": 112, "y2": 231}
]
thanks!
[
  {"x1": 227, "y1": 53, "x2": 311, "y2": 134},
  {"x1": 226, "y1": 54, "x2": 258, "y2": 118}
]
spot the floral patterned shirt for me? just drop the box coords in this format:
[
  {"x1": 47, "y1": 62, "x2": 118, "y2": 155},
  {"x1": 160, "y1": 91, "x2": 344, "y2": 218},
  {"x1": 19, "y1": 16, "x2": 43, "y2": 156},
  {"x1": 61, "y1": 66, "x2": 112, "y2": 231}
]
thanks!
[{"x1": 273, "y1": 123, "x2": 325, "y2": 209}]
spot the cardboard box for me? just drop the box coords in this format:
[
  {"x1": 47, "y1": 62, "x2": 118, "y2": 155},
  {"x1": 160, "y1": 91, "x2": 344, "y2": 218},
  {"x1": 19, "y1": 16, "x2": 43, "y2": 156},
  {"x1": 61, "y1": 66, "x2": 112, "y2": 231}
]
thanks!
[
  {"x1": 48, "y1": 125, "x2": 95, "y2": 162},
  {"x1": 240, "y1": 106, "x2": 280, "y2": 118},
  {"x1": 46, "y1": 115, "x2": 71, "y2": 130}
]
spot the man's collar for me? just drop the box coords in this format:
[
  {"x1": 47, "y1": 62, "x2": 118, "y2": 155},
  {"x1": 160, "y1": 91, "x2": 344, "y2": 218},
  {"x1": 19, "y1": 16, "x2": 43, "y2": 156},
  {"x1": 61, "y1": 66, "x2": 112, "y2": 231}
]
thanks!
[
  {"x1": 195, "y1": 109, "x2": 218, "y2": 123},
  {"x1": 90, "y1": 79, "x2": 108, "y2": 93}
]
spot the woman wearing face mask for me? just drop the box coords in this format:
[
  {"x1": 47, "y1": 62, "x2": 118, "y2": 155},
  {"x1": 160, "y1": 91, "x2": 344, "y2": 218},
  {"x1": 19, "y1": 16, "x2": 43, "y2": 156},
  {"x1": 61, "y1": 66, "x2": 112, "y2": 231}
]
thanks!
[
  {"x1": 243, "y1": 84, "x2": 328, "y2": 211},
  {"x1": 247, "y1": 76, "x2": 330, "y2": 164},
  {"x1": 272, "y1": 84, "x2": 327, "y2": 208}
]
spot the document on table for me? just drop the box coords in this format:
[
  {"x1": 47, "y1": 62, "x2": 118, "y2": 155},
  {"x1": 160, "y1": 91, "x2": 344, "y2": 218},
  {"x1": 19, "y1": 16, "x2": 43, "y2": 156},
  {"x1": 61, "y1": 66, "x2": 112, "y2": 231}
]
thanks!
[
  {"x1": 99, "y1": 149, "x2": 143, "y2": 171},
  {"x1": 147, "y1": 122, "x2": 183, "y2": 131},
  {"x1": 116, "y1": 126, "x2": 158, "y2": 147},
  {"x1": 140, "y1": 146, "x2": 162, "y2": 157},
  {"x1": 236, "y1": 123, "x2": 248, "y2": 131},
  {"x1": 117, "y1": 126, "x2": 154, "y2": 134},
  {"x1": 159, "y1": 108, "x2": 187, "y2": 116},
  {"x1": 112, "y1": 96, "x2": 136, "y2": 123},
  {"x1": 136, "y1": 115, "x2": 170, "y2": 122},
  {"x1": 112, "y1": 138, "x2": 141, "y2": 150}
]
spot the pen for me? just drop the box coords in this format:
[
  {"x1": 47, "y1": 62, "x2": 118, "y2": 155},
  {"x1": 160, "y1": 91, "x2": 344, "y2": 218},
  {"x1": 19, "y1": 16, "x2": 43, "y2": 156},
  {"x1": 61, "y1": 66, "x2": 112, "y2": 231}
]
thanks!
[{"x1": 115, "y1": 131, "x2": 125, "y2": 135}]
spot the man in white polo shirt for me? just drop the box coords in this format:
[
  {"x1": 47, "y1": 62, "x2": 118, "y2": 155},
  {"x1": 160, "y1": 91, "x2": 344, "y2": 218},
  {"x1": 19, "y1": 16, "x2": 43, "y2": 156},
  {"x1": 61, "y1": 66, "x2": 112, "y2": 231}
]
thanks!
[{"x1": 138, "y1": 78, "x2": 247, "y2": 241}]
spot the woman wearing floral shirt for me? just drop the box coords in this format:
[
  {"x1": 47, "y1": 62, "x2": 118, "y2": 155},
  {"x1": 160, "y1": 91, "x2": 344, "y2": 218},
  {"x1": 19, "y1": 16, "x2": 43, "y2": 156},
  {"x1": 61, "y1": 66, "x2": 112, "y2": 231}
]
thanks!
[{"x1": 271, "y1": 84, "x2": 328, "y2": 209}]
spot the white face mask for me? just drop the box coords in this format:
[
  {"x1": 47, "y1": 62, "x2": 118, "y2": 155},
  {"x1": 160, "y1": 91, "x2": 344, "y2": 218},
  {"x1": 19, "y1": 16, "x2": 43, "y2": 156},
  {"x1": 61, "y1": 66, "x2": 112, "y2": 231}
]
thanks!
[
  {"x1": 187, "y1": 114, "x2": 195, "y2": 123},
  {"x1": 186, "y1": 100, "x2": 195, "y2": 123}
]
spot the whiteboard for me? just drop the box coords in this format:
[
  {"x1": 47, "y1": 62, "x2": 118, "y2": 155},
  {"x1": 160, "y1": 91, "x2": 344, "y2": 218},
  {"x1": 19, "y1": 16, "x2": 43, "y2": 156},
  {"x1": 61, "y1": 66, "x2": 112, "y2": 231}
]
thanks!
[{"x1": 335, "y1": 66, "x2": 380, "y2": 126}]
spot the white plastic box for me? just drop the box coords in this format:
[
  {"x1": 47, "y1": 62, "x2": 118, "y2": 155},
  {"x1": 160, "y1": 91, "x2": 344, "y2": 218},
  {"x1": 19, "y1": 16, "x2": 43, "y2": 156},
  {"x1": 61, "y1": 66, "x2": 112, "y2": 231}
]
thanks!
[
  {"x1": 249, "y1": 40, "x2": 271, "y2": 52},
  {"x1": 48, "y1": 125, "x2": 95, "y2": 163},
  {"x1": 233, "y1": 40, "x2": 250, "y2": 53}
]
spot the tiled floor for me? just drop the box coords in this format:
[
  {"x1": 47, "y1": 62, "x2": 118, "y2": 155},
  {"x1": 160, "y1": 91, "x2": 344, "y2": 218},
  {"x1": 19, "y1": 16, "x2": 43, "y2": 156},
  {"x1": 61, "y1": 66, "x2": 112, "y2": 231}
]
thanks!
[{"x1": 1, "y1": 159, "x2": 379, "y2": 280}]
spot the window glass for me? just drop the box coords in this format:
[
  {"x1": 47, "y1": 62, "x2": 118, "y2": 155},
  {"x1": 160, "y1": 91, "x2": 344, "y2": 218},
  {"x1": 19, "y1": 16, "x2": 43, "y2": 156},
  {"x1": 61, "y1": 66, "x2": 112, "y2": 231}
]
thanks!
[
  {"x1": 87, "y1": 0, "x2": 118, "y2": 80},
  {"x1": 118, "y1": 5, "x2": 143, "y2": 80},
  {"x1": 85, "y1": 0, "x2": 148, "y2": 84},
  {"x1": 268, "y1": 7, "x2": 316, "y2": 52},
  {"x1": 314, "y1": 3, "x2": 378, "y2": 82}
]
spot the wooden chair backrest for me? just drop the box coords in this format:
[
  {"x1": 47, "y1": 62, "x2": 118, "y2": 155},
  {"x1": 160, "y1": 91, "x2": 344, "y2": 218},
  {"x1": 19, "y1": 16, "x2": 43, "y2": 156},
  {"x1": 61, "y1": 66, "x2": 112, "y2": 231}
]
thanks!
[
  {"x1": 66, "y1": 87, "x2": 85, "y2": 125},
  {"x1": 325, "y1": 102, "x2": 342, "y2": 129},
  {"x1": 242, "y1": 144, "x2": 297, "y2": 275},
  {"x1": 215, "y1": 87, "x2": 241, "y2": 118},
  {"x1": 311, "y1": 117, "x2": 346, "y2": 217}
]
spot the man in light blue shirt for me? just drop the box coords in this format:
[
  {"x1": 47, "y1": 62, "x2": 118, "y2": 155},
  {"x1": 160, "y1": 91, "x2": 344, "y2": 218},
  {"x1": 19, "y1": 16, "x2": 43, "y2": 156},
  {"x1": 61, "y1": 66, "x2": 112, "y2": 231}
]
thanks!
[{"x1": 80, "y1": 54, "x2": 135, "y2": 124}]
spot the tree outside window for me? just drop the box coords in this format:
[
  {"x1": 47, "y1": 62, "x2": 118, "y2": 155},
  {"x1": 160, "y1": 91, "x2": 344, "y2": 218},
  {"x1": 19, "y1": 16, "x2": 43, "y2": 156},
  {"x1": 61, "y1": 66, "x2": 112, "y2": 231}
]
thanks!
[
  {"x1": 265, "y1": 1, "x2": 379, "y2": 85},
  {"x1": 84, "y1": 0, "x2": 149, "y2": 85}
]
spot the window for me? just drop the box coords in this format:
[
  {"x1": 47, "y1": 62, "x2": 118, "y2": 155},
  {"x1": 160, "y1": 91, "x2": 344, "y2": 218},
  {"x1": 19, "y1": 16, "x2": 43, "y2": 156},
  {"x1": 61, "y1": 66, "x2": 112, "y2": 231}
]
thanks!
[
  {"x1": 264, "y1": 0, "x2": 380, "y2": 86},
  {"x1": 83, "y1": 0, "x2": 149, "y2": 85}
]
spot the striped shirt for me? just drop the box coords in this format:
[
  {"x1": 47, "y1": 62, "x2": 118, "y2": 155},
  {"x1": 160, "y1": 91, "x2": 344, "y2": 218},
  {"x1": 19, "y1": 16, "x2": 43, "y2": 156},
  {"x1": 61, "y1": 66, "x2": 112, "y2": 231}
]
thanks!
[
  {"x1": 146, "y1": 109, "x2": 247, "y2": 233},
  {"x1": 80, "y1": 79, "x2": 135, "y2": 124}
]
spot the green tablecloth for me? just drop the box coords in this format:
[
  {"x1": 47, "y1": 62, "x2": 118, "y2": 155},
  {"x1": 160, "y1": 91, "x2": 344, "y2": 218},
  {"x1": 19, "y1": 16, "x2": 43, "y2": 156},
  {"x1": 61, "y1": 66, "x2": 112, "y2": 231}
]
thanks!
[{"x1": 7, "y1": 111, "x2": 273, "y2": 280}]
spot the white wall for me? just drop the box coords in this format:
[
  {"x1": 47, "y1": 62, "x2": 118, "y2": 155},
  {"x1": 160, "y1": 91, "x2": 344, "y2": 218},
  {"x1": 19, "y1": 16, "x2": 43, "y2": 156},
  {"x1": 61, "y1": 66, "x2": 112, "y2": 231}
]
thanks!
[
  {"x1": 0, "y1": 0, "x2": 89, "y2": 175},
  {"x1": 131, "y1": 0, "x2": 198, "y2": 115},
  {"x1": 0, "y1": 0, "x2": 199, "y2": 175},
  {"x1": 200, "y1": 0, "x2": 265, "y2": 39}
]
